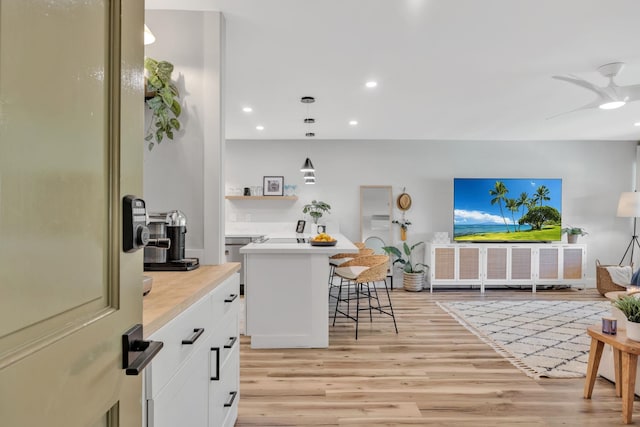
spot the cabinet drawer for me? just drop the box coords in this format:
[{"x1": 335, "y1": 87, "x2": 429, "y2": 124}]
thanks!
[
  {"x1": 147, "y1": 293, "x2": 213, "y2": 397},
  {"x1": 211, "y1": 273, "x2": 240, "y2": 325},
  {"x1": 209, "y1": 346, "x2": 239, "y2": 427},
  {"x1": 210, "y1": 308, "x2": 239, "y2": 378}
]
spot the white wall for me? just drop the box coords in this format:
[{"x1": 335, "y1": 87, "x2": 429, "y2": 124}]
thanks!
[
  {"x1": 143, "y1": 10, "x2": 225, "y2": 264},
  {"x1": 226, "y1": 139, "x2": 638, "y2": 283}
]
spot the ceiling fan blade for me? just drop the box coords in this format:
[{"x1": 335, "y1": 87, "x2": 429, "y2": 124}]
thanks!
[
  {"x1": 552, "y1": 74, "x2": 606, "y2": 96},
  {"x1": 620, "y1": 84, "x2": 640, "y2": 102},
  {"x1": 546, "y1": 99, "x2": 604, "y2": 120}
]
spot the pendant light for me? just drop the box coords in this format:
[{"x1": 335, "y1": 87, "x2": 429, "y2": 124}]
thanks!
[
  {"x1": 304, "y1": 172, "x2": 316, "y2": 184},
  {"x1": 300, "y1": 96, "x2": 316, "y2": 181},
  {"x1": 300, "y1": 158, "x2": 315, "y2": 172},
  {"x1": 144, "y1": 24, "x2": 156, "y2": 45}
]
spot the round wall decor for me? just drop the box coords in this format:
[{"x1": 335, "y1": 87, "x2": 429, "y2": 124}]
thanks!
[{"x1": 397, "y1": 193, "x2": 412, "y2": 211}]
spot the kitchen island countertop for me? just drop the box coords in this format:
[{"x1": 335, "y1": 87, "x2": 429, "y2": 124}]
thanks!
[{"x1": 240, "y1": 233, "x2": 357, "y2": 255}]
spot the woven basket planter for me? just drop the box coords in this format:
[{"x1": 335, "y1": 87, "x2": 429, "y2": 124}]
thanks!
[{"x1": 403, "y1": 271, "x2": 424, "y2": 292}]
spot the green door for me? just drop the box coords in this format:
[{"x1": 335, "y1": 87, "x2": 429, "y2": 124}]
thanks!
[{"x1": 0, "y1": 0, "x2": 145, "y2": 425}]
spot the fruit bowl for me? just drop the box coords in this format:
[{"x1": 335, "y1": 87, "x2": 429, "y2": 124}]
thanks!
[{"x1": 310, "y1": 239, "x2": 337, "y2": 246}]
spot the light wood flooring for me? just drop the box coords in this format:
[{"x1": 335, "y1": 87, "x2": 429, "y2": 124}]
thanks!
[{"x1": 237, "y1": 286, "x2": 635, "y2": 426}]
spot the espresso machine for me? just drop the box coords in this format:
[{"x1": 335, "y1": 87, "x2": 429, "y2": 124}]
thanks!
[{"x1": 144, "y1": 210, "x2": 200, "y2": 271}]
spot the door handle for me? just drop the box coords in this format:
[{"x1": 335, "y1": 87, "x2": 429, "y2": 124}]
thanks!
[{"x1": 122, "y1": 324, "x2": 163, "y2": 376}]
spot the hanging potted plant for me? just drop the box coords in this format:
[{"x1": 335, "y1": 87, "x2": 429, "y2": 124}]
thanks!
[
  {"x1": 612, "y1": 296, "x2": 640, "y2": 340},
  {"x1": 144, "y1": 57, "x2": 182, "y2": 150},
  {"x1": 393, "y1": 218, "x2": 411, "y2": 241},
  {"x1": 383, "y1": 241, "x2": 426, "y2": 291}
]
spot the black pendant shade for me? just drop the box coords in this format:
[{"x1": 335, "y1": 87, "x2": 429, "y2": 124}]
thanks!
[{"x1": 300, "y1": 157, "x2": 315, "y2": 172}]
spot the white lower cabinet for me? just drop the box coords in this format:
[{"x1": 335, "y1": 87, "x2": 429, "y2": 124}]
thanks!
[
  {"x1": 149, "y1": 346, "x2": 209, "y2": 427},
  {"x1": 428, "y1": 243, "x2": 586, "y2": 292},
  {"x1": 144, "y1": 273, "x2": 240, "y2": 427},
  {"x1": 209, "y1": 295, "x2": 240, "y2": 427}
]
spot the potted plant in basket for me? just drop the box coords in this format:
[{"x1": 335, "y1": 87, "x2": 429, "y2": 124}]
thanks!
[
  {"x1": 561, "y1": 226, "x2": 588, "y2": 244},
  {"x1": 613, "y1": 296, "x2": 640, "y2": 341},
  {"x1": 383, "y1": 241, "x2": 426, "y2": 291}
]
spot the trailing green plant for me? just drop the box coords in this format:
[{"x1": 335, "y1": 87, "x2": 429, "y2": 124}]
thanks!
[
  {"x1": 302, "y1": 200, "x2": 331, "y2": 224},
  {"x1": 144, "y1": 57, "x2": 182, "y2": 150},
  {"x1": 382, "y1": 241, "x2": 426, "y2": 273},
  {"x1": 613, "y1": 296, "x2": 640, "y2": 323},
  {"x1": 561, "y1": 226, "x2": 588, "y2": 236}
]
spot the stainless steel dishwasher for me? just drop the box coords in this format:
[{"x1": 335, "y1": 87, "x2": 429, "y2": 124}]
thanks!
[{"x1": 225, "y1": 236, "x2": 263, "y2": 294}]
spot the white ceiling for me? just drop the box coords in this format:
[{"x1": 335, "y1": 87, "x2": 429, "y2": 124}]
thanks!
[{"x1": 147, "y1": 0, "x2": 640, "y2": 141}]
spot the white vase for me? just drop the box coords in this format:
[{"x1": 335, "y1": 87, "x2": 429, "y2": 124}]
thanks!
[
  {"x1": 626, "y1": 320, "x2": 640, "y2": 341},
  {"x1": 403, "y1": 271, "x2": 424, "y2": 292}
]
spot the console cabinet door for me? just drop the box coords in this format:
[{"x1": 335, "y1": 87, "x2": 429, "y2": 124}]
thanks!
[
  {"x1": 563, "y1": 246, "x2": 585, "y2": 280},
  {"x1": 433, "y1": 246, "x2": 456, "y2": 281}
]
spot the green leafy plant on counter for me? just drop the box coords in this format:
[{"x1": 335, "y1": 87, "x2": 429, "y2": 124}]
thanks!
[
  {"x1": 144, "y1": 57, "x2": 182, "y2": 150},
  {"x1": 302, "y1": 200, "x2": 331, "y2": 224}
]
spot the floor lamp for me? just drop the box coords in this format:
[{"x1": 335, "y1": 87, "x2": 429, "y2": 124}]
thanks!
[{"x1": 617, "y1": 191, "x2": 640, "y2": 265}]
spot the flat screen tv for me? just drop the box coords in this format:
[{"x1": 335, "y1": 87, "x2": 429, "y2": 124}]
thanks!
[{"x1": 453, "y1": 178, "x2": 562, "y2": 242}]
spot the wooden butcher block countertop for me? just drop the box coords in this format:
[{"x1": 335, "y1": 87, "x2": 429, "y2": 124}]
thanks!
[{"x1": 143, "y1": 263, "x2": 241, "y2": 337}]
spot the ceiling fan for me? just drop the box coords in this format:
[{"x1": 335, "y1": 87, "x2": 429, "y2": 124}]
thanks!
[{"x1": 551, "y1": 62, "x2": 640, "y2": 116}]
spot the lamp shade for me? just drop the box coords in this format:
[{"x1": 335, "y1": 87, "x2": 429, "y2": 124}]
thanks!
[
  {"x1": 144, "y1": 24, "x2": 156, "y2": 45},
  {"x1": 617, "y1": 192, "x2": 640, "y2": 217},
  {"x1": 300, "y1": 158, "x2": 315, "y2": 172}
]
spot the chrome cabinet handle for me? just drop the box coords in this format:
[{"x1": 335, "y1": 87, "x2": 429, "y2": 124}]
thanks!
[
  {"x1": 122, "y1": 324, "x2": 164, "y2": 376},
  {"x1": 182, "y1": 328, "x2": 204, "y2": 345}
]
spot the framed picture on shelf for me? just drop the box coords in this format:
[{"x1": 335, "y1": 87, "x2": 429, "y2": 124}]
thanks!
[
  {"x1": 263, "y1": 176, "x2": 284, "y2": 196},
  {"x1": 295, "y1": 220, "x2": 306, "y2": 234}
]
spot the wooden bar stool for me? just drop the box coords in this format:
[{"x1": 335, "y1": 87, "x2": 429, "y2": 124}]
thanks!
[{"x1": 328, "y1": 247, "x2": 373, "y2": 299}]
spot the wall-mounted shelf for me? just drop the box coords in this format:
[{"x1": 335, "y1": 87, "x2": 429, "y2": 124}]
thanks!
[{"x1": 225, "y1": 195, "x2": 298, "y2": 201}]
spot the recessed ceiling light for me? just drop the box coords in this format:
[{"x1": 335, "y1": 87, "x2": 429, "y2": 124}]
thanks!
[
  {"x1": 242, "y1": 107, "x2": 253, "y2": 113},
  {"x1": 349, "y1": 120, "x2": 358, "y2": 126},
  {"x1": 256, "y1": 125, "x2": 264, "y2": 131},
  {"x1": 365, "y1": 81, "x2": 377, "y2": 88},
  {"x1": 634, "y1": 122, "x2": 640, "y2": 127}
]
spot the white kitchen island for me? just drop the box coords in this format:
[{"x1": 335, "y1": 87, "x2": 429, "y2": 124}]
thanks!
[{"x1": 240, "y1": 234, "x2": 358, "y2": 348}]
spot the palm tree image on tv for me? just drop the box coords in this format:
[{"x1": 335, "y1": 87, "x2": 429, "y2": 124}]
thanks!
[{"x1": 454, "y1": 178, "x2": 562, "y2": 241}]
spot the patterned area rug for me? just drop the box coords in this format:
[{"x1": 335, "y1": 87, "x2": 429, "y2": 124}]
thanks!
[{"x1": 437, "y1": 300, "x2": 611, "y2": 378}]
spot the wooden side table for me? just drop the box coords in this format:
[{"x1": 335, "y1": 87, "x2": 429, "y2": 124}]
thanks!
[{"x1": 584, "y1": 325, "x2": 640, "y2": 424}]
